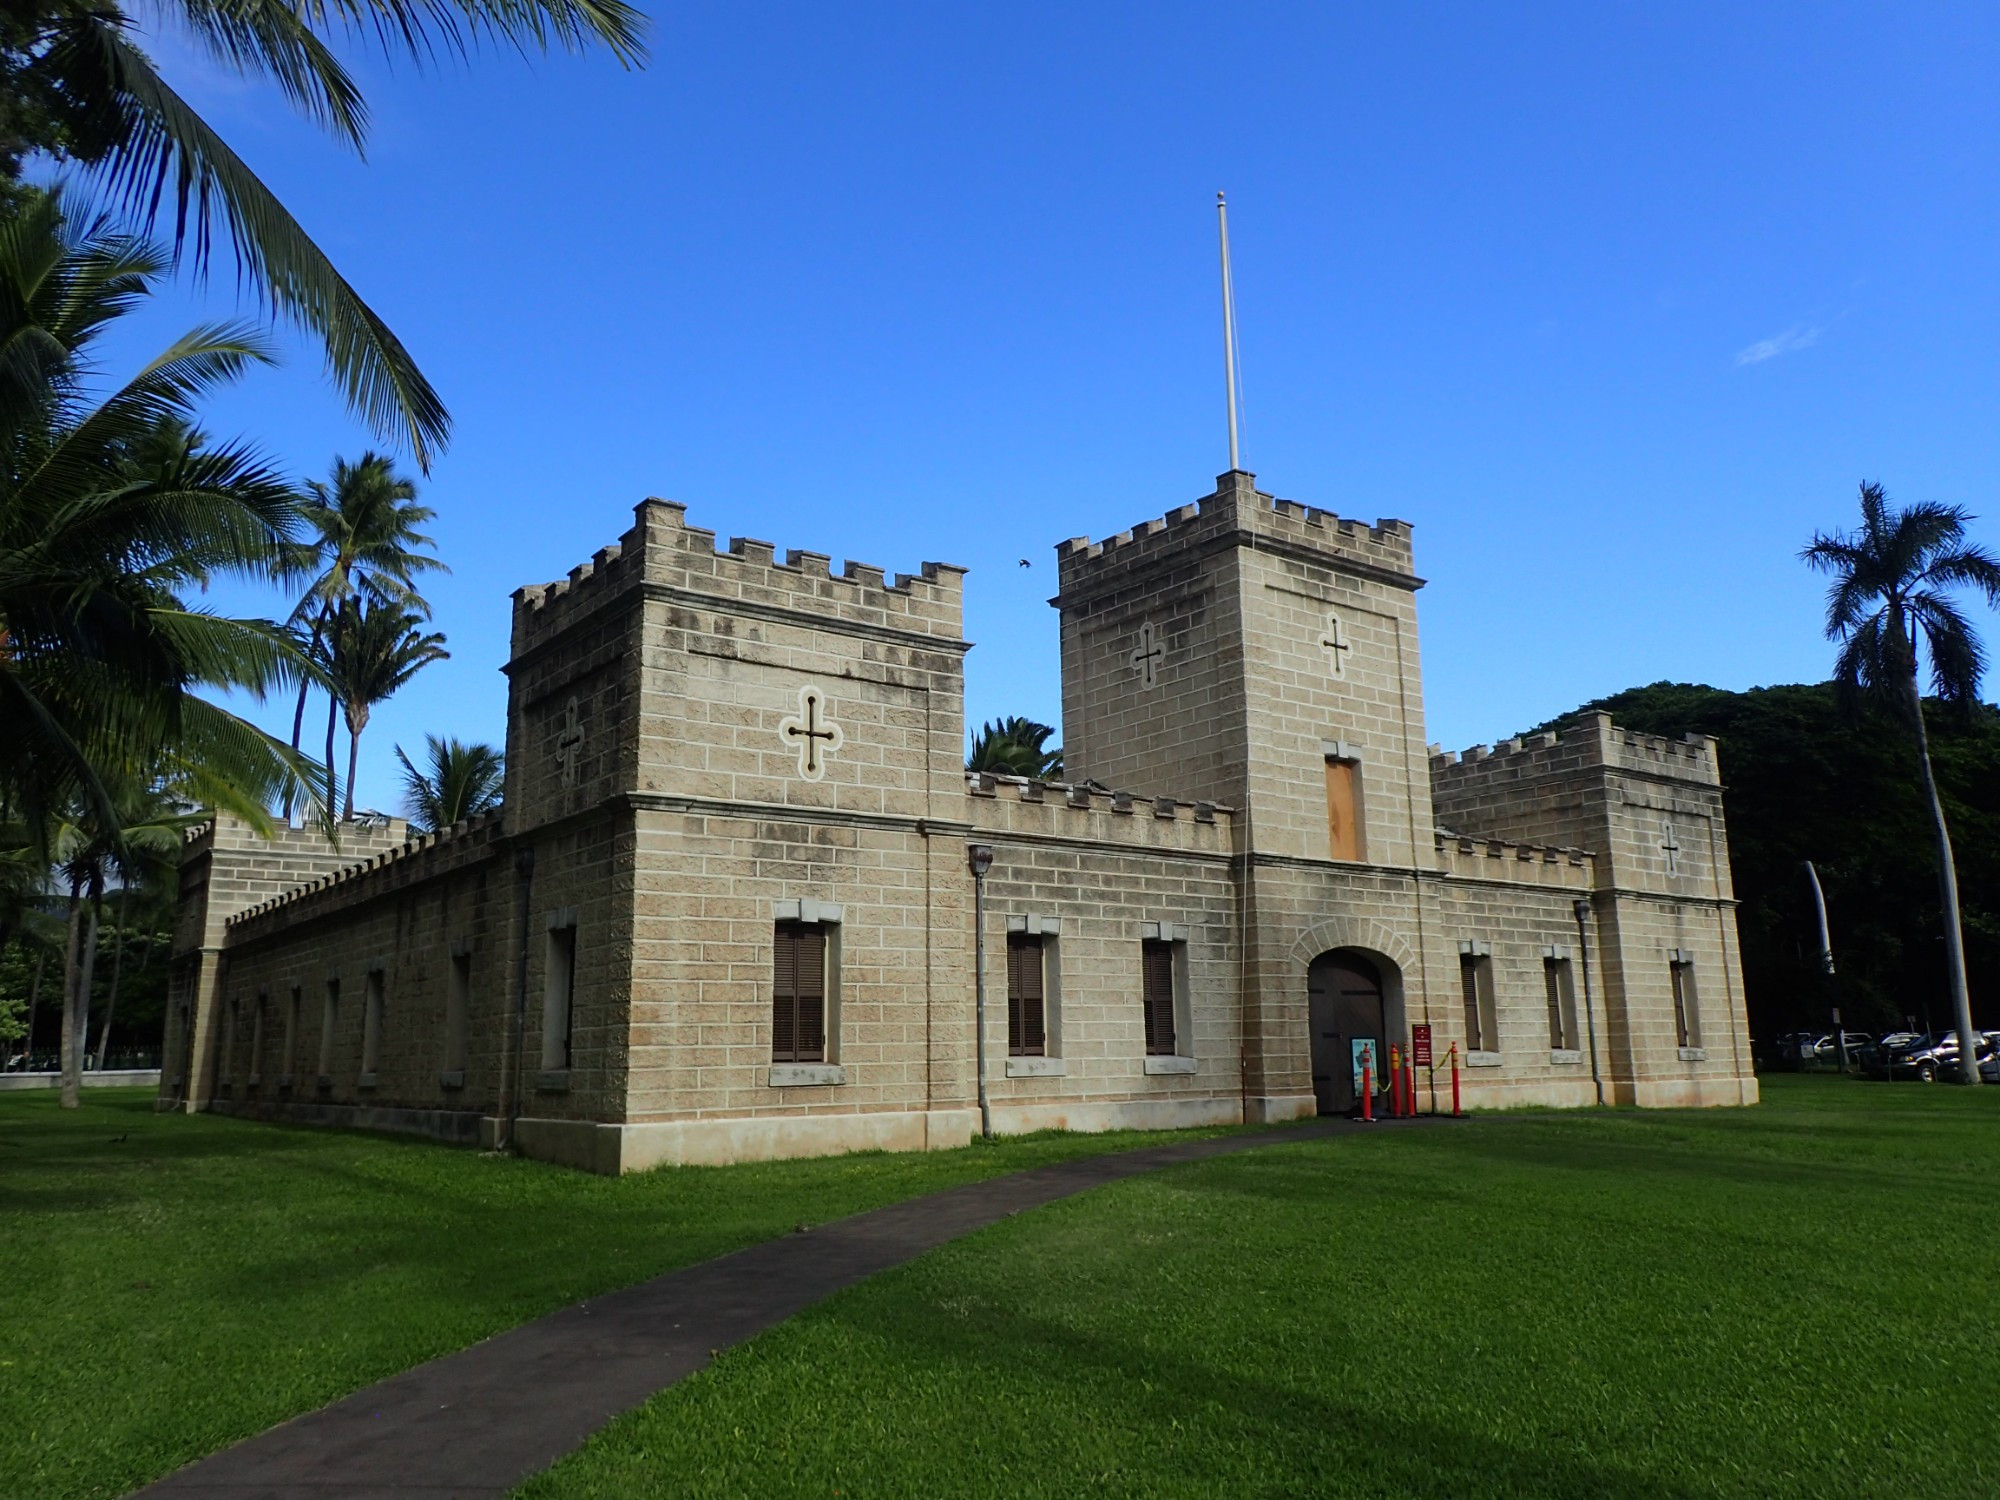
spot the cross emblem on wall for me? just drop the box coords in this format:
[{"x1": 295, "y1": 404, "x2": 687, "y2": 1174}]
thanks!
[
  {"x1": 554, "y1": 696, "x2": 585, "y2": 788},
  {"x1": 1660, "y1": 823, "x2": 1682, "y2": 876},
  {"x1": 1129, "y1": 621, "x2": 1165, "y2": 688},
  {"x1": 779, "y1": 684, "x2": 844, "y2": 782},
  {"x1": 1321, "y1": 613, "x2": 1350, "y2": 678}
]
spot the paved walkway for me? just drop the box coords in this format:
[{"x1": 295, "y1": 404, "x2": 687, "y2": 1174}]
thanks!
[{"x1": 137, "y1": 1114, "x2": 1422, "y2": 1499}]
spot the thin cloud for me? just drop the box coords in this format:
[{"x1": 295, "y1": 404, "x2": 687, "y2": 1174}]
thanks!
[{"x1": 1735, "y1": 323, "x2": 1820, "y2": 366}]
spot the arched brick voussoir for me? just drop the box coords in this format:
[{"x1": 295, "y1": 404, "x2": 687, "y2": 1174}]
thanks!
[{"x1": 1287, "y1": 918, "x2": 1418, "y2": 977}]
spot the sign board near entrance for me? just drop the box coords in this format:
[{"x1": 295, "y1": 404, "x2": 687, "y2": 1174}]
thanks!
[
  {"x1": 1350, "y1": 1038, "x2": 1379, "y2": 1093},
  {"x1": 1411, "y1": 1024, "x2": 1434, "y2": 1068}
]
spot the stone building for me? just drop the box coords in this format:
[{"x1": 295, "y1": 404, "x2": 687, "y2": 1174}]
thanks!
[{"x1": 162, "y1": 469, "x2": 1757, "y2": 1172}]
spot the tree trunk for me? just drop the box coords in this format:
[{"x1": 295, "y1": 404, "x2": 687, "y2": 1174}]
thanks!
[
  {"x1": 77, "y1": 886, "x2": 101, "y2": 1076},
  {"x1": 345, "y1": 725, "x2": 361, "y2": 821},
  {"x1": 286, "y1": 606, "x2": 330, "y2": 819},
  {"x1": 92, "y1": 887, "x2": 128, "y2": 1071},
  {"x1": 1906, "y1": 677, "x2": 1981, "y2": 1084},
  {"x1": 325, "y1": 689, "x2": 341, "y2": 824},
  {"x1": 23, "y1": 952, "x2": 44, "y2": 1067},
  {"x1": 58, "y1": 872, "x2": 86, "y2": 1108}
]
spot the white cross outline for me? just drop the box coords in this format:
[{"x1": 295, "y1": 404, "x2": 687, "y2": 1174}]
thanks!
[
  {"x1": 1321, "y1": 612, "x2": 1351, "y2": 678},
  {"x1": 779, "y1": 683, "x2": 844, "y2": 782},
  {"x1": 554, "y1": 696, "x2": 584, "y2": 788},
  {"x1": 1660, "y1": 823, "x2": 1682, "y2": 876},
  {"x1": 1129, "y1": 620, "x2": 1165, "y2": 688}
]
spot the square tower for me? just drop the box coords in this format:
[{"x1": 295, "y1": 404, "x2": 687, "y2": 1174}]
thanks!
[{"x1": 1054, "y1": 469, "x2": 1434, "y2": 868}]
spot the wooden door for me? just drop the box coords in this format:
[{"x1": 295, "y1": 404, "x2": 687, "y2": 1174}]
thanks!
[{"x1": 1307, "y1": 951, "x2": 1385, "y2": 1114}]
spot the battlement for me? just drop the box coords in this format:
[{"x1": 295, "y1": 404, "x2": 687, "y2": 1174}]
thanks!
[
  {"x1": 513, "y1": 498, "x2": 968, "y2": 656},
  {"x1": 1432, "y1": 825, "x2": 1594, "y2": 888},
  {"x1": 1429, "y1": 712, "x2": 1720, "y2": 791},
  {"x1": 965, "y1": 771, "x2": 1233, "y2": 828},
  {"x1": 1053, "y1": 469, "x2": 1417, "y2": 601},
  {"x1": 226, "y1": 807, "x2": 507, "y2": 934}
]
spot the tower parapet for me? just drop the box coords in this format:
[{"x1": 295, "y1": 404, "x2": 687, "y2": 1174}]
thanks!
[{"x1": 1055, "y1": 468, "x2": 1415, "y2": 607}]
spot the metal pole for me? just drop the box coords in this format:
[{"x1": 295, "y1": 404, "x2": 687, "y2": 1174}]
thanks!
[
  {"x1": 1573, "y1": 898, "x2": 1604, "y2": 1107},
  {"x1": 1802, "y1": 860, "x2": 1847, "y2": 1070},
  {"x1": 1218, "y1": 192, "x2": 1241, "y2": 472},
  {"x1": 968, "y1": 845, "x2": 993, "y2": 1140}
]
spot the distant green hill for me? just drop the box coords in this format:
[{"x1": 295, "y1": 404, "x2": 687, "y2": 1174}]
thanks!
[{"x1": 1526, "y1": 683, "x2": 2000, "y2": 1040}]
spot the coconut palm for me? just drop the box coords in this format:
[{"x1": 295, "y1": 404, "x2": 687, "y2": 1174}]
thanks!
[
  {"x1": 4, "y1": 0, "x2": 646, "y2": 465},
  {"x1": 281, "y1": 453, "x2": 444, "y2": 809},
  {"x1": 41, "y1": 771, "x2": 206, "y2": 1106},
  {"x1": 967, "y1": 717, "x2": 1063, "y2": 779},
  {"x1": 0, "y1": 191, "x2": 326, "y2": 858},
  {"x1": 395, "y1": 735, "x2": 504, "y2": 832},
  {"x1": 1803, "y1": 482, "x2": 2000, "y2": 1084},
  {"x1": 327, "y1": 599, "x2": 448, "y2": 819}
]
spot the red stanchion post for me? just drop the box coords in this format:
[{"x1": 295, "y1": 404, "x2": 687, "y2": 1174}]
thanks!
[
  {"x1": 1388, "y1": 1046, "x2": 1402, "y2": 1117},
  {"x1": 1361, "y1": 1060, "x2": 1373, "y2": 1122},
  {"x1": 1405, "y1": 1060, "x2": 1416, "y2": 1118},
  {"x1": 1450, "y1": 1044, "x2": 1462, "y2": 1118}
]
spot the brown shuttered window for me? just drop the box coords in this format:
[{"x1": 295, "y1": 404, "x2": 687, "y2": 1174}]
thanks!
[
  {"x1": 1141, "y1": 939, "x2": 1176, "y2": 1056},
  {"x1": 1324, "y1": 758, "x2": 1364, "y2": 861},
  {"x1": 773, "y1": 922, "x2": 827, "y2": 1063},
  {"x1": 1007, "y1": 933, "x2": 1046, "y2": 1057}
]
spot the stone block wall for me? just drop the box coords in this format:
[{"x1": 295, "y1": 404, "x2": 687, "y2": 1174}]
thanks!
[
  {"x1": 164, "y1": 813, "x2": 412, "y2": 1110},
  {"x1": 966, "y1": 775, "x2": 1242, "y2": 1134},
  {"x1": 202, "y1": 812, "x2": 514, "y2": 1137}
]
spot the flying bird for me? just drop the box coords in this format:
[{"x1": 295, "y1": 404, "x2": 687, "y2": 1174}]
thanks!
[{"x1": 1018, "y1": 558, "x2": 1031, "y2": 568}]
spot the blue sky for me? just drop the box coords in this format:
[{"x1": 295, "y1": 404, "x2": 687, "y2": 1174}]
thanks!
[{"x1": 97, "y1": 3, "x2": 2000, "y2": 813}]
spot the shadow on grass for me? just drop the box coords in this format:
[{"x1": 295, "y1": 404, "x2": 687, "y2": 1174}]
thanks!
[{"x1": 566, "y1": 1282, "x2": 1697, "y2": 1500}]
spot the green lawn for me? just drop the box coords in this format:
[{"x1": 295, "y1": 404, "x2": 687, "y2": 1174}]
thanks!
[
  {"x1": 0, "y1": 1090, "x2": 1247, "y2": 1500},
  {"x1": 520, "y1": 1077, "x2": 2000, "y2": 1500}
]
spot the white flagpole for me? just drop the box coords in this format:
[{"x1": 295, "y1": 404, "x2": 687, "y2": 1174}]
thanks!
[{"x1": 1217, "y1": 191, "x2": 1242, "y2": 472}]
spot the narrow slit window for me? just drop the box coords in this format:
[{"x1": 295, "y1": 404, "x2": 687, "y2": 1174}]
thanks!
[
  {"x1": 1007, "y1": 933, "x2": 1046, "y2": 1057},
  {"x1": 361, "y1": 970, "x2": 384, "y2": 1077},
  {"x1": 1141, "y1": 939, "x2": 1177, "y2": 1056},
  {"x1": 284, "y1": 986, "x2": 301, "y2": 1079},
  {"x1": 249, "y1": 994, "x2": 267, "y2": 1083},
  {"x1": 1324, "y1": 757, "x2": 1365, "y2": 862},
  {"x1": 445, "y1": 950, "x2": 471, "y2": 1073},
  {"x1": 542, "y1": 924, "x2": 577, "y2": 1071},
  {"x1": 772, "y1": 921, "x2": 827, "y2": 1063},
  {"x1": 318, "y1": 979, "x2": 339, "y2": 1080},
  {"x1": 1544, "y1": 957, "x2": 1578, "y2": 1050},
  {"x1": 1670, "y1": 958, "x2": 1700, "y2": 1049}
]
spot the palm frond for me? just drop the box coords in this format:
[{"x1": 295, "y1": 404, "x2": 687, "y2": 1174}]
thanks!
[{"x1": 42, "y1": 14, "x2": 452, "y2": 464}]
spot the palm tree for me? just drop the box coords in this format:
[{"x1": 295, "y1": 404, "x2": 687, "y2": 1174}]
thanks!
[
  {"x1": 281, "y1": 453, "x2": 445, "y2": 809},
  {"x1": 967, "y1": 717, "x2": 1063, "y2": 779},
  {"x1": 396, "y1": 735, "x2": 504, "y2": 832},
  {"x1": 328, "y1": 599, "x2": 448, "y2": 819},
  {"x1": 43, "y1": 775, "x2": 199, "y2": 1106},
  {"x1": 4, "y1": 0, "x2": 646, "y2": 465},
  {"x1": 1803, "y1": 482, "x2": 2000, "y2": 1085},
  {"x1": 0, "y1": 191, "x2": 326, "y2": 859}
]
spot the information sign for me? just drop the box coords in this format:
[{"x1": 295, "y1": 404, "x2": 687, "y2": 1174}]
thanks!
[
  {"x1": 1350, "y1": 1037, "x2": 1379, "y2": 1093},
  {"x1": 1411, "y1": 1024, "x2": 1434, "y2": 1068}
]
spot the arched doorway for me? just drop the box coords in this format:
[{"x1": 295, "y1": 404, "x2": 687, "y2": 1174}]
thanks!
[{"x1": 1307, "y1": 950, "x2": 1386, "y2": 1115}]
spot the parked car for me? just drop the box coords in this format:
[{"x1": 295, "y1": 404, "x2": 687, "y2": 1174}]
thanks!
[
  {"x1": 1812, "y1": 1032, "x2": 1873, "y2": 1065},
  {"x1": 1887, "y1": 1033, "x2": 1995, "y2": 1082}
]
